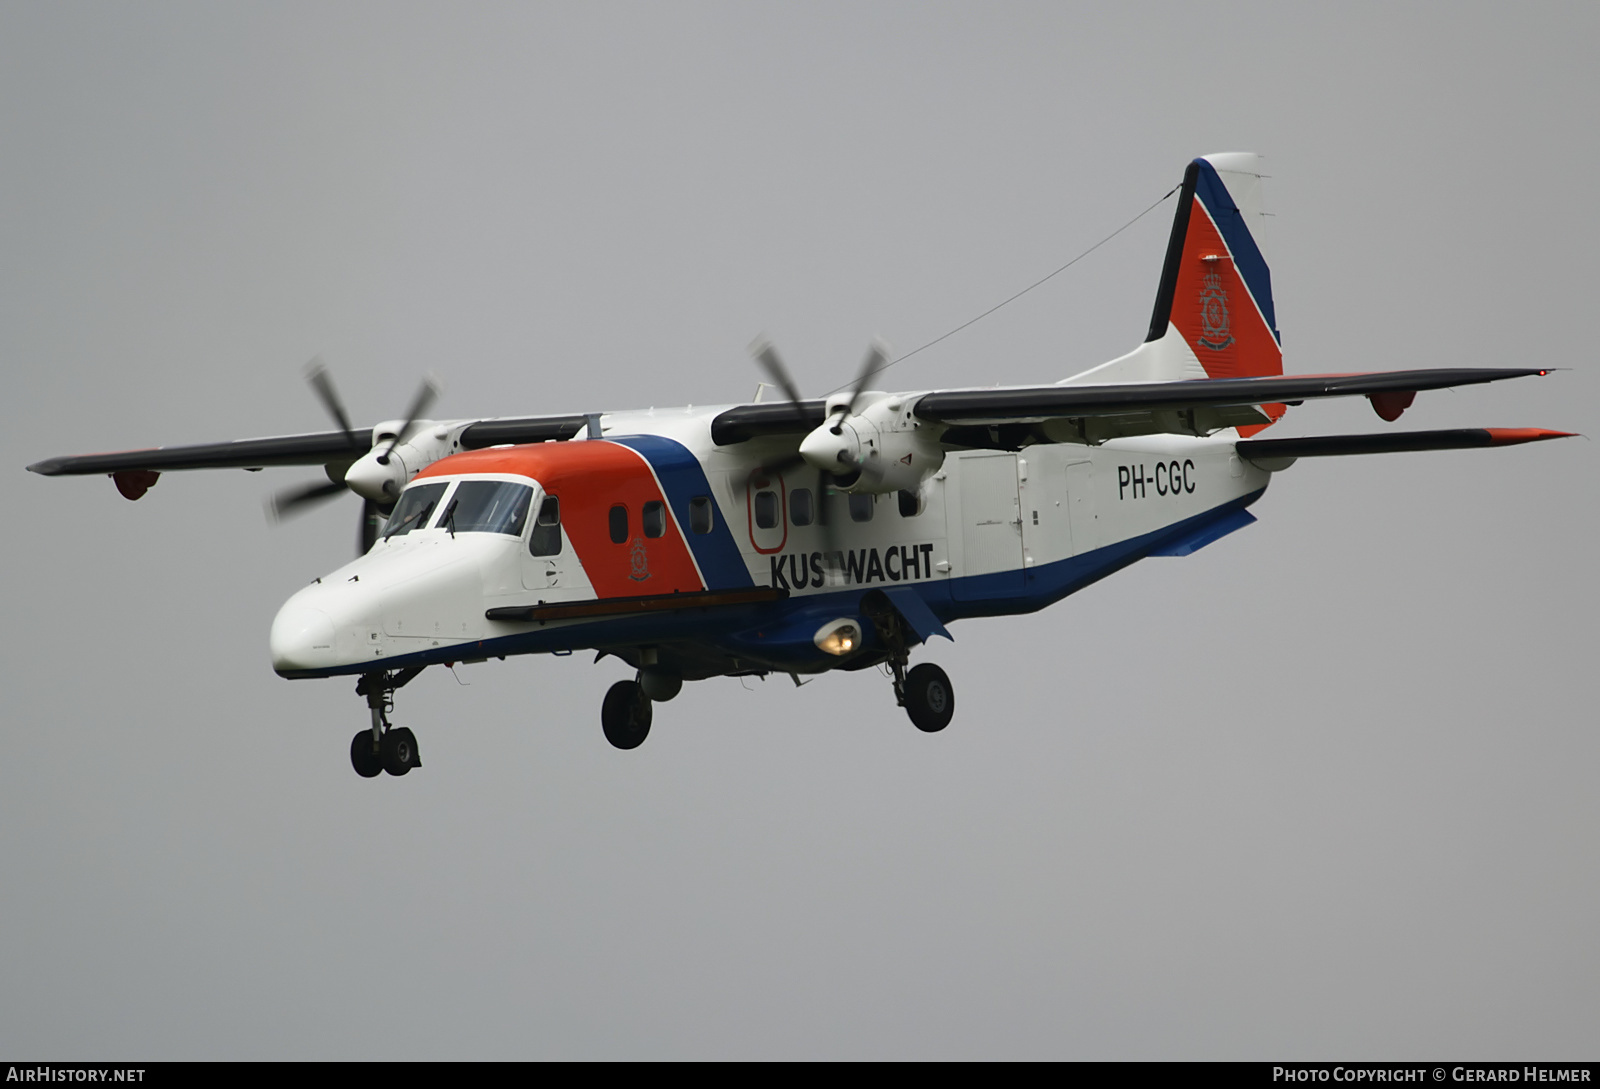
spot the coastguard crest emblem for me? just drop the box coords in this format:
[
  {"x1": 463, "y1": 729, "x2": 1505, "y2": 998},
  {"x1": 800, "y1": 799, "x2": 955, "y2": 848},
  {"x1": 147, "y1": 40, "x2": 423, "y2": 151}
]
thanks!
[
  {"x1": 628, "y1": 537, "x2": 651, "y2": 581},
  {"x1": 1197, "y1": 268, "x2": 1234, "y2": 351}
]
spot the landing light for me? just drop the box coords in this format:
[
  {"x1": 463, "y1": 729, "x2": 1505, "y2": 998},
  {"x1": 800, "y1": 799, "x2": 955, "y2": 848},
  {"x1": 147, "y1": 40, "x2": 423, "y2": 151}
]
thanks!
[{"x1": 814, "y1": 618, "x2": 863, "y2": 656}]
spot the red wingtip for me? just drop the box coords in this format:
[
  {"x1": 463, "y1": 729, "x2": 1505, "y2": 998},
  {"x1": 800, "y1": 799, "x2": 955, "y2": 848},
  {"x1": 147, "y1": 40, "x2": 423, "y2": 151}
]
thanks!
[{"x1": 1483, "y1": 428, "x2": 1578, "y2": 445}]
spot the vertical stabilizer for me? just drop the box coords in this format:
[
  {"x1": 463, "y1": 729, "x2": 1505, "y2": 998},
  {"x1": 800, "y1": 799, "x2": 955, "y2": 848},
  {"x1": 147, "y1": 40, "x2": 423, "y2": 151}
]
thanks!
[{"x1": 1064, "y1": 154, "x2": 1284, "y2": 416}]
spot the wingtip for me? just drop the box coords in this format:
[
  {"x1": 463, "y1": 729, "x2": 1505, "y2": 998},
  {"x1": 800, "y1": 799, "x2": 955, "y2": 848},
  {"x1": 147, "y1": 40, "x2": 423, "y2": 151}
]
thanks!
[{"x1": 1483, "y1": 428, "x2": 1578, "y2": 445}]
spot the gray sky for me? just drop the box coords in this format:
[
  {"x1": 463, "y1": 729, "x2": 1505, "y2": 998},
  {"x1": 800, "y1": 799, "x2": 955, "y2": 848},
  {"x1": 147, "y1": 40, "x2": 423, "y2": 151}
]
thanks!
[{"x1": 3, "y1": 1, "x2": 1595, "y2": 1060}]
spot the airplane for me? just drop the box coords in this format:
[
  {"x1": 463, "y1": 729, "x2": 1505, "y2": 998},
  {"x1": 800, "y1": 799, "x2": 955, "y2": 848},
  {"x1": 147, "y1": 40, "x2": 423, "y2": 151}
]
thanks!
[{"x1": 26, "y1": 153, "x2": 1572, "y2": 779}]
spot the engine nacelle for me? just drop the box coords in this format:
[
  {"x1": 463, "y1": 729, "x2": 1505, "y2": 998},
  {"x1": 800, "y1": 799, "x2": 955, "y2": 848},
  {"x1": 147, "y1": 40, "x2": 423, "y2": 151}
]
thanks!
[
  {"x1": 798, "y1": 392, "x2": 944, "y2": 495},
  {"x1": 342, "y1": 419, "x2": 459, "y2": 505}
]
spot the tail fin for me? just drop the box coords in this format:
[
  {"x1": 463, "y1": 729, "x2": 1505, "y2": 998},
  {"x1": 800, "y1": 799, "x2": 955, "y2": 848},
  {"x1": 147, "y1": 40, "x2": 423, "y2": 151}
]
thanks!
[
  {"x1": 1150, "y1": 153, "x2": 1282, "y2": 379},
  {"x1": 1064, "y1": 154, "x2": 1284, "y2": 417}
]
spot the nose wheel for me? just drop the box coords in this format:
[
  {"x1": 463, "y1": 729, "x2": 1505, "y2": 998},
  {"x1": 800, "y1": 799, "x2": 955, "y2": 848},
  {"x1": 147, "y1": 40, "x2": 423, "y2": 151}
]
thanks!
[
  {"x1": 350, "y1": 730, "x2": 383, "y2": 778},
  {"x1": 350, "y1": 669, "x2": 425, "y2": 778}
]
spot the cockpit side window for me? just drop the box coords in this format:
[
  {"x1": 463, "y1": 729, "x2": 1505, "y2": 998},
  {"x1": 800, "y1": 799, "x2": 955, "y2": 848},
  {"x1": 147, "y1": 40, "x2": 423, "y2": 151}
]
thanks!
[
  {"x1": 440, "y1": 480, "x2": 533, "y2": 536},
  {"x1": 383, "y1": 482, "x2": 449, "y2": 539},
  {"x1": 530, "y1": 496, "x2": 561, "y2": 556}
]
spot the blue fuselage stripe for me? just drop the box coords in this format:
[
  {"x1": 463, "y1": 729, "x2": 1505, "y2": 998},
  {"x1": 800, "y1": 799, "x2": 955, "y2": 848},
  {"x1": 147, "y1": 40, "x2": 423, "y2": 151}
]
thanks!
[{"x1": 608, "y1": 434, "x2": 754, "y2": 589}]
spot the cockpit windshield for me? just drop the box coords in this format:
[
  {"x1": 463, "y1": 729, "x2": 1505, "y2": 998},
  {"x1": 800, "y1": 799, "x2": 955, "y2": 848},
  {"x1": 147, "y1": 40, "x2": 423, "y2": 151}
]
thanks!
[
  {"x1": 383, "y1": 482, "x2": 448, "y2": 539},
  {"x1": 437, "y1": 480, "x2": 533, "y2": 537}
]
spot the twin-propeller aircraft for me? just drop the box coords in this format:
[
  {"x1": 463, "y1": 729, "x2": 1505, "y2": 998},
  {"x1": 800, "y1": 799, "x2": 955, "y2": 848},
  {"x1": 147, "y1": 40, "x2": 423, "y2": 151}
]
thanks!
[{"x1": 28, "y1": 154, "x2": 1570, "y2": 778}]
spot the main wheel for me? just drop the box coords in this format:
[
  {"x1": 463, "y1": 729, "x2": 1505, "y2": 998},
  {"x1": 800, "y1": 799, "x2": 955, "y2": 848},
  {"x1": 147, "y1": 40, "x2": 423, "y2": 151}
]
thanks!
[
  {"x1": 351, "y1": 730, "x2": 383, "y2": 778},
  {"x1": 904, "y1": 663, "x2": 954, "y2": 733},
  {"x1": 381, "y1": 726, "x2": 421, "y2": 776},
  {"x1": 602, "y1": 680, "x2": 653, "y2": 750}
]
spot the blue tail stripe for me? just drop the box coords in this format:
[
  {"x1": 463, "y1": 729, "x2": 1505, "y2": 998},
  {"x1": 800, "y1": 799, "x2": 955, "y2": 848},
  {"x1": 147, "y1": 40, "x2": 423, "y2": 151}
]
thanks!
[{"x1": 1193, "y1": 159, "x2": 1280, "y2": 344}]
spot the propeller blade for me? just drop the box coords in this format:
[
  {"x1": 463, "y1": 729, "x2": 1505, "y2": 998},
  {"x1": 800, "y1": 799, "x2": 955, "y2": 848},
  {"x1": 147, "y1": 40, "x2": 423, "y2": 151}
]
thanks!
[
  {"x1": 757, "y1": 450, "x2": 808, "y2": 477},
  {"x1": 359, "y1": 497, "x2": 388, "y2": 555},
  {"x1": 268, "y1": 478, "x2": 348, "y2": 521},
  {"x1": 836, "y1": 340, "x2": 889, "y2": 432},
  {"x1": 749, "y1": 337, "x2": 807, "y2": 411},
  {"x1": 378, "y1": 376, "x2": 440, "y2": 463},
  {"x1": 305, "y1": 358, "x2": 363, "y2": 451},
  {"x1": 817, "y1": 469, "x2": 849, "y2": 586}
]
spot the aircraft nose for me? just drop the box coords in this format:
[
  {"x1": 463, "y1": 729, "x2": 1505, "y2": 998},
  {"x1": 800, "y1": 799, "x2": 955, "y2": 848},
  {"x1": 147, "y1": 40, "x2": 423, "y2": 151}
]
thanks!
[{"x1": 270, "y1": 598, "x2": 338, "y2": 674}]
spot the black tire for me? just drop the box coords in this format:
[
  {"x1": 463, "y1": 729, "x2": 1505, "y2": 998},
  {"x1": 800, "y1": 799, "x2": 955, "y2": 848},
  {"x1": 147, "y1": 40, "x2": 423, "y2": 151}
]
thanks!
[
  {"x1": 381, "y1": 726, "x2": 420, "y2": 776},
  {"x1": 904, "y1": 663, "x2": 954, "y2": 733},
  {"x1": 602, "y1": 680, "x2": 653, "y2": 750},
  {"x1": 351, "y1": 730, "x2": 383, "y2": 778}
]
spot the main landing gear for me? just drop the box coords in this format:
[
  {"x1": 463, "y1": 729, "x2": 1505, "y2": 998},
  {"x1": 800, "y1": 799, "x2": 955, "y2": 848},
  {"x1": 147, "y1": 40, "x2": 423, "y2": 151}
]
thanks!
[
  {"x1": 351, "y1": 668, "x2": 425, "y2": 778},
  {"x1": 601, "y1": 679, "x2": 653, "y2": 750},
  {"x1": 864, "y1": 593, "x2": 955, "y2": 734},
  {"x1": 901, "y1": 662, "x2": 954, "y2": 733}
]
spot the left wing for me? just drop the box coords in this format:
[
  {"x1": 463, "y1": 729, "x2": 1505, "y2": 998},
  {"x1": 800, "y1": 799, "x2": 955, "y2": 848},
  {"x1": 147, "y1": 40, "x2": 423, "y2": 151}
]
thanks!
[
  {"x1": 913, "y1": 367, "x2": 1547, "y2": 448},
  {"x1": 707, "y1": 367, "x2": 1551, "y2": 452}
]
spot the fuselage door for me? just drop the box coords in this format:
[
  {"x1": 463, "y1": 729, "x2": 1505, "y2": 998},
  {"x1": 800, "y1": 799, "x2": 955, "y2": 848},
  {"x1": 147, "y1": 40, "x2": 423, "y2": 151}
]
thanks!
[
  {"x1": 521, "y1": 492, "x2": 567, "y2": 590},
  {"x1": 952, "y1": 452, "x2": 1023, "y2": 599}
]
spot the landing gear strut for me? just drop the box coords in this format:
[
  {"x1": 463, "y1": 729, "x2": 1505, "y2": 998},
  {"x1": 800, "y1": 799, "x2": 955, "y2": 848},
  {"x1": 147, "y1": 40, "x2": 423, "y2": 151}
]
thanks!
[
  {"x1": 351, "y1": 668, "x2": 425, "y2": 777},
  {"x1": 864, "y1": 594, "x2": 955, "y2": 733}
]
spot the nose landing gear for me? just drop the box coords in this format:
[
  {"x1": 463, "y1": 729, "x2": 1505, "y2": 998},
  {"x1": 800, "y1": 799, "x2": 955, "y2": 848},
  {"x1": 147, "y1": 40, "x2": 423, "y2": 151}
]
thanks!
[{"x1": 350, "y1": 668, "x2": 425, "y2": 778}]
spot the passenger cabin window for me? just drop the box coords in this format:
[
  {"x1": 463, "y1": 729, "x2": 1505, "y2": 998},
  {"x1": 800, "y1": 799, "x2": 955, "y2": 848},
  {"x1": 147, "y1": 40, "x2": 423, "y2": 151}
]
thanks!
[
  {"x1": 440, "y1": 481, "x2": 533, "y2": 536},
  {"x1": 849, "y1": 493, "x2": 875, "y2": 523},
  {"x1": 383, "y1": 482, "x2": 448, "y2": 538},
  {"x1": 689, "y1": 496, "x2": 714, "y2": 534},
  {"x1": 898, "y1": 489, "x2": 920, "y2": 518},
  {"x1": 609, "y1": 504, "x2": 629, "y2": 544},
  {"x1": 642, "y1": 500, "x2": 666, "y2": 539},
  {"x1": 754, "y1": 490, "x2": 779, "y2": 530},
  {"x1": 529, "y1": 496, "x2": 561, "y2": 556},
  {"x1": 790, "y1": 488, "x2": 814, "y2": 526}
]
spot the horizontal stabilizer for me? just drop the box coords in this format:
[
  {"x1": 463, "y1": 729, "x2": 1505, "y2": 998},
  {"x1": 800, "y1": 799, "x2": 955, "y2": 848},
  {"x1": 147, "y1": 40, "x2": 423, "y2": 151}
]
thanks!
[{"x1": 1237, "y1": 427, "x2": 1574, "y2": 461}]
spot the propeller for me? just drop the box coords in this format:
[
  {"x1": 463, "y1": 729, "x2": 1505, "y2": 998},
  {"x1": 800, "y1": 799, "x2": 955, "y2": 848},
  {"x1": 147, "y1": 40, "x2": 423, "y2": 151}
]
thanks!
[
  {"x1": 745, "y1": 337, "x2": 890, "y2": 582},
  {"x1": 267, "y1": 360, "x2": 365, "y2": 521},
  {"x1": 267, "y1": 358, "x2": 438, "y2": 555}
]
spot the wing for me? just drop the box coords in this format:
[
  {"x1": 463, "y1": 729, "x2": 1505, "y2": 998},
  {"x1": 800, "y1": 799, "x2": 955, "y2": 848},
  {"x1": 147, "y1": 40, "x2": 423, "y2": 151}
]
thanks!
[
  {"x1": 26, "y1": 429, "x2": 372, "y2": 477},
  {"x1": 26, "y1": 415, "x2": 590, "y2": 479},
  {"x1": 706, "y1": 367, "x2": 1551, "y2": 451},
  {"x1": 913, "y1": 367, "x2": 1549, "y2": 448}
]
